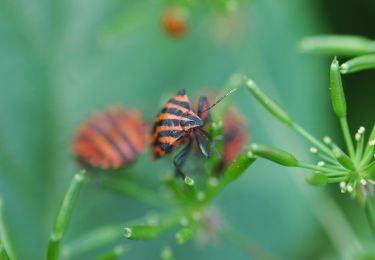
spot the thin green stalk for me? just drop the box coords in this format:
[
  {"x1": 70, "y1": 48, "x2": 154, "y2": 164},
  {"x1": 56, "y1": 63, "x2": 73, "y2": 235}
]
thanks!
[
  {"x1": 291, "y1": 123, "x2": 334, "y2": 158},
  {"x1": 317, "y1": 152, "x2": 342, "y2": 166},
  {"x1": 0, "y1": 197, "x2": 15, "y2": 260},
  {"x1": 47, "y1": 170, "x2": 85, "y2": 260},
  {"x1": 365, "y1": 200, "x2": 375, "y2": 239},
  {"x1": 339, "y1": 117, "x2": 355, "y2": 159},
  {"x1": 364, "y1": 124, "x2": 375, "y2": 156},
  {"x1": 327, "y1": 176, "x2": 347, "y2": 183},
  {"x1": 355, "y1": 132, "x2": 365, "y2": 164},
  {"x1": 297, "y1": 162, "x2": 347, "y2": 173}
]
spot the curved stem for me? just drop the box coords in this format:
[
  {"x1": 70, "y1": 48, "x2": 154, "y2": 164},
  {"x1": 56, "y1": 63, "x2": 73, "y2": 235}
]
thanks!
[{"x1": 291, "y1": 123, "x2": 335, "y2": 159}]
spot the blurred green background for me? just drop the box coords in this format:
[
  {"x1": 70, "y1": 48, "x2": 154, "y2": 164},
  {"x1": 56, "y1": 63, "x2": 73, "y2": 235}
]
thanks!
[{"x1": 0, "y1": 0, "x2": 374, "y2": 259}]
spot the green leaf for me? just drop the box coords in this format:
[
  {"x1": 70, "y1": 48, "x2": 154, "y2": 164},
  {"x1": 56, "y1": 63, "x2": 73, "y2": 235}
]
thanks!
[
  {"x1": 341, "y1": 54, "x2": 375, "y2": 74},
  {"x1": 250, "y1": 144, "x2": 299, "y2": 167},
  {"x1": 300, "y1": 35, "x2": 375, "y2": 56}
]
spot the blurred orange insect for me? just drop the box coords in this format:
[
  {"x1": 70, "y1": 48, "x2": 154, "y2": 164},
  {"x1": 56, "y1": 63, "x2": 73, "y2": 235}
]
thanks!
[
  {"x1": 220, "y1": 107, "x2": 249, "y2": 170},
  {"x1": 161, "y1": 6, "x2": 188, "y2": 37},
  {"x1": 72, "y1": 107, "x2": 149, "y2": 169}
]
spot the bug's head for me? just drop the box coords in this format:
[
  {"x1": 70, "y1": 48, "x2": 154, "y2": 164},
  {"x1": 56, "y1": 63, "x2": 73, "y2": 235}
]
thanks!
[{"x1": 180, "y1": 118, "x2": 203, "y2": 133}]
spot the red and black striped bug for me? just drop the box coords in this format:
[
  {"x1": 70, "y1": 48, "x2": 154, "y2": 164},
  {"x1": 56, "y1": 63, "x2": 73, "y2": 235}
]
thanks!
[
  {"x1": 151, "y1": 89, "x2": 237, "y2": 178},
  {"x1": 73, "y1": 107, "x2": 149, "y2": 169}
]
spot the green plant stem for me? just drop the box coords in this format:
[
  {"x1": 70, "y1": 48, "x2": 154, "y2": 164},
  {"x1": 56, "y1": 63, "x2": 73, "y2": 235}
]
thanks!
[
  {"x1": 47, "y1": 170, "x2": 85, "y2": 260},
  {"x1": 290, "y1": 123, "x2": 334, "y2": 159},
  {"x1": 318, "y1": 152, "x2": 342, "y2": 166},
  {"x1": 221, "y1": 228, "x2": 278, "y2": 260},
  {"x1": 327, "y1": 176, "x2": 347, "y2": 183},
  {"x1": 365, "y1": 199, "x2": 375, "y2": 240},
  {"x1": 0, "y1": 198, "x2": 15, "y2": 260},
  {"x1": 355, "y1": 134, "x2": 365, "y2": 165},
  {"x1": 339, "y1": 117, "x2": 355, "y2": 159},
  {"x1": 297, "y1": 162, "x2": 347, "y2": 174}
]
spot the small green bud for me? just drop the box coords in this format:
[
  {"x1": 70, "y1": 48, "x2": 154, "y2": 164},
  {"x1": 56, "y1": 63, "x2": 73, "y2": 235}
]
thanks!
[
  {"x1": 340, "y1": 54, "x2": 375, "y2": 74},
  {"x1": 175, "y1": 228, "x2": 193, "y2": 245},
  {"x1": 123, "y1": 225, "x2": 161, "y2": 240},
  {"x1": 160, "y1": 245, "x2": 174, "y2": 260},
  {"x1": 184, "y1": 176, "x2": 195, "y2": 186},
  {"x1": 330, "y1": 57, "x2": 347, "y2": 118},
  {"x1": 332, "y1": 147, "x2": 355, "y2": 170},
  {"x1": 250, "y1": 143, "x2": 299, "y2": 167},
  {"x1": 306, "y1": 173, "x2": 328, "y2": 186},
  {"x1": 123, "y1": 228, "x2": 132, "y2": 238},
  {"x1": 245, "y1": 78, "x2": 293, "y2": 126}
]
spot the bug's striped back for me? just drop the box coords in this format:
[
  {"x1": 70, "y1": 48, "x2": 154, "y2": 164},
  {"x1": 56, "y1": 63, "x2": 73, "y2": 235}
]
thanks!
[
  {"x1": 73, "y1": 107, "x2": 149, "y2": 169},
  {"x1": 151, "y1": 90, "x2": 203, "y2": 159}
]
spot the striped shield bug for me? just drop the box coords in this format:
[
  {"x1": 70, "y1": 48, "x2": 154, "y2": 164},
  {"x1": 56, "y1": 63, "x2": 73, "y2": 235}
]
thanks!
[
  {"x1": 73, "y1": 107, "x2": 149, "y2": 169},
  {"x1": 151, "y1": 89, "x2": 237, "y2": 178}
]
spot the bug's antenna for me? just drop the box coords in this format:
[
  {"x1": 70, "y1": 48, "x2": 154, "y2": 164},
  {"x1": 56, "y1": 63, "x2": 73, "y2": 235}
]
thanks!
[{"x1": 201, "y1": 88, "x2": 238, "y2": 113}]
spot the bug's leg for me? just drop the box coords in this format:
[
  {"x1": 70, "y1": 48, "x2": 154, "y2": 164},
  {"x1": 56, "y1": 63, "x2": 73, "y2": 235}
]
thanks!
[
  {"x1": 197, "y1": 96, "x2": 211, "y2": 124},
  {"x1": 173, "y1": 137, "x2": 192, "y2": 179},
  {"x1": 196, "y1": 128, "x2": 221, "y2": 158},
  {"x1": 194, "y1": 131, "x2": 209, "y2": 158}
]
